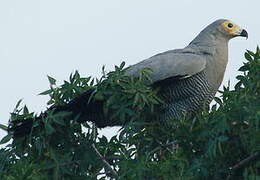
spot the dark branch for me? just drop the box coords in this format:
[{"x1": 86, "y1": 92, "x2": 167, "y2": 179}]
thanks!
[
  {"x1": 227, "y1": 151, "x2": 260, "y2": 180},
  {"x1": 148, "y1": 141, "x2": 178, "y2": 156}
]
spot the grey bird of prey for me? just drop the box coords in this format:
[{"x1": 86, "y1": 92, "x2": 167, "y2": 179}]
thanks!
[
  {"x1": 9, "y1": 19, "x2": 248, "y2": 137},
  {"x1": 126, "y1": 19, "x2": 248, "y2": 120}
]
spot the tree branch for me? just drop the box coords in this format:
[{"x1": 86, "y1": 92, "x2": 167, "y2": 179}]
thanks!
[
  {"x1": 91, "y1": 143, "x2": 119, "y2": 179},
  {"x1": 227, "y1": 151, "x2": 260, "y2": 180},
  {"x1": 148, "y1": 141, "x2": 178, "y2": 157},
  {"x1": 60, "y1": 160, "x2": 80, "y2": 167}
]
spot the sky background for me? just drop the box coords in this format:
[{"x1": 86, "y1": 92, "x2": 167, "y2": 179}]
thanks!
[{"x1": 0, "y1": 0, "x2": 259, "y2": 141}]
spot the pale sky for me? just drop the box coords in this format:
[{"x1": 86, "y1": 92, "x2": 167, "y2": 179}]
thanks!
[{"x1": 0, "y1": 1, "x2": 259, "y2": 141}]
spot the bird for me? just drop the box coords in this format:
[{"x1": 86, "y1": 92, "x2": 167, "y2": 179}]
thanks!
[{"x1": 9, "y1": 19, "x2": 248, "y2": 137}]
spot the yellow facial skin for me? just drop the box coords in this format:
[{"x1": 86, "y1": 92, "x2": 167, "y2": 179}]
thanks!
[{"x1": 221, "y1": 20, "x2": 243, "y2": 37}]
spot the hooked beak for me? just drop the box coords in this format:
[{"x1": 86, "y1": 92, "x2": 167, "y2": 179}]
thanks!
[{"x1": 239, "y1": 29, "x2": 248, "y2": 39}]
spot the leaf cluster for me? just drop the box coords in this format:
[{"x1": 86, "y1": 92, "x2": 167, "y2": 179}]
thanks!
[{"x1": 0, "y1": 48, "x2": 260, "y2": 180}]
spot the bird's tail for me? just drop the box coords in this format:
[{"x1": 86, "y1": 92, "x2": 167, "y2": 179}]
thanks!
[
  {"x1": 8, "y1": 117, "x2": 35, "y2": 137},
  {"x1": 8, "y1": 90, "x2": 118, "y2": 137}
]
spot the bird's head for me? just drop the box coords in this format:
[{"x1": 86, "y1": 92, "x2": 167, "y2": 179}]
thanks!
[
  {"x1": 190, "y1": 19, "x2": 248, "y2": 46},
  {"x1": 218, "y1": 19, "x2": 248, "y2": 39}
]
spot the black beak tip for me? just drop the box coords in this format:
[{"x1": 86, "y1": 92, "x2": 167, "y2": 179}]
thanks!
[{"x1": 240, "y1": 29, "x2": 248, "y2": 39}]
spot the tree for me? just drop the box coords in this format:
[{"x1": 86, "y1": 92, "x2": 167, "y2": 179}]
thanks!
[{"x1": 0, "y1": 48, "x2": 259, "y2": 180}]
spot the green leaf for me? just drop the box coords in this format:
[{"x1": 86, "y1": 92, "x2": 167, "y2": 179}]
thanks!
[
  {"x1": 39, "y1": 89, "x2": 52, "y2": 95},
  {"x1": 15, "y1": 99, "x2": 23, "y2": 109},
  {"x1": 23, "y1": 105, "x2": 29, "y2": 114},
  {"x1": 238, "y1": 64, "x2": 249, "y2": 72},
  {"x1": 47, "y1": 75, "x2": 56, "y2": 85},
  {"x1": 246, "y1": 50, "x2": 255, "y2": 57},
  {"x1": 244, "y1": 52, "x2": 253, "y2": 61},
  {"x1": 0, "y1": 134, "x2": 12, "y2": 144},
  {"x1": 120, "y1": 61, "x2": 126, "y2": 69},
  {"x1": 236, "y1": 75, "x2": 245, "y2": 81},
  {"x1": 0, "y1": 124, "x2": 8, "y2": 131}
]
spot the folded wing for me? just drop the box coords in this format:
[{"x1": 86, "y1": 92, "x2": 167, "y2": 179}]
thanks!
[{"x1": 126, "y1": 49, "x2": 207, "y2": 83}]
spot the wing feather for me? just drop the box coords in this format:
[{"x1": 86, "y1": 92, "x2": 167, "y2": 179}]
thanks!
[{"x1": 126, "y1": 49, "x2": 206, "y2": 84}]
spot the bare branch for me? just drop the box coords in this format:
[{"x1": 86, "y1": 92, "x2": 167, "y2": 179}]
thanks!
[
  {"x1": 148, "y1": 141, "x2": 178, "y2": 156},
  {"x1": 227, "y1": 151, "x2": 260, "y2": 180},
  {"x1": 91, "y1": 143, "x2": 119, "y2": 179}
]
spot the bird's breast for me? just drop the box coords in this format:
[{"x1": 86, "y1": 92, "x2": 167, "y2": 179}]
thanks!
[{"x1": 158, "y1": 70, "x2": 214, "y2": 120}]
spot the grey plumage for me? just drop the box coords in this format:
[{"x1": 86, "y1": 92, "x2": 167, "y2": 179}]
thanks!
[
  {"x1": 9, "y1": 19, "x2": 248, "y2": 136},
  {"x1": 126, "y1": 19, "x2": 247, "y2": 120}
]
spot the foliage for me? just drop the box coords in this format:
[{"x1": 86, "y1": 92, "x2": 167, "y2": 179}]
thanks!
[{"x1": 0, "y1": 48, "x2": 259, "y2": 180}]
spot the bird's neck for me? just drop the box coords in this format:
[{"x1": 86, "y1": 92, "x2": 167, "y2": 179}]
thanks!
[
  {"x1": 190, "y1": 30, "x2": 228, "y2": 48},
  {"x1": 206, "y1": 41, "x2": 229, "y2": 96},
  {"x1": 189, "y1": 32, "x2": 229, "y2": 96}
]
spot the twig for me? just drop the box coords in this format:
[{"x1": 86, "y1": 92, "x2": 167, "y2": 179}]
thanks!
[
  {"x1": 189, "y1": 117, "x2": 197, "y2": 132},
  {"x1": 227, "y1": 151, "x2": 260, "y2": 180},
  {"x1": 148, "y1": 141, "x2": 177, "y2": 157},
  {"x1": 105, "y1": 155, "x2": 123, "y2": 161},
  {"x1": 91, "y1": 143, "x2": 119, "y2": 179},
  {"x1": 61, "y1": 160, "x2": 80, "y2": 167}
]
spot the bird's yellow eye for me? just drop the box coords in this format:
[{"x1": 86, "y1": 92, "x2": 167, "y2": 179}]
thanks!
[
  {"x1": 222, "y1": 21, "x2": 237, "y2": 33},
  {"x1": 227, "y1": 23, "x2": 233, "y2": 28},
  {"x1": 221, "y1": 20, "x2": 245, "y2": 37}
]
